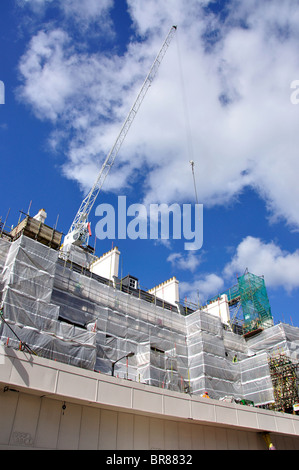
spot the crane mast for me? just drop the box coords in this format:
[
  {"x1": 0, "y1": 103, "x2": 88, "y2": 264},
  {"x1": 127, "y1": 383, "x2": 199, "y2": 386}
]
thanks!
[{"x1": 63, "y1": 26, "x2": 177, "y2": 252}]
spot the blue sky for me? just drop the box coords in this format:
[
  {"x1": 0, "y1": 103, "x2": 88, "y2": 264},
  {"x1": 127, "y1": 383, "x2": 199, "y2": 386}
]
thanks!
[{"x1": 1, "y1": 0, "x2": 299, "y2": 326}]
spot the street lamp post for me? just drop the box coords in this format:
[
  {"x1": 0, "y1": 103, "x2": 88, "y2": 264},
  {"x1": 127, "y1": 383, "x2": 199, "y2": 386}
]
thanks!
[{"x1": 111, "y1": 352, "x2": 135, "y2": 376}]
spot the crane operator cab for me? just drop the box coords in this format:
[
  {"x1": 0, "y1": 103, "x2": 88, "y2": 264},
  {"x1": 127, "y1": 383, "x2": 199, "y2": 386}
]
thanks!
[{"x1": 61, "y1": 221, "x2": 91, "y2": 254}]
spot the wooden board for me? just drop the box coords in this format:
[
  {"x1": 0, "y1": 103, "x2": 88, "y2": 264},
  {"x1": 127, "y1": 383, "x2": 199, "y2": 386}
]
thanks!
[{"x1": 10, "y1": 216, "x2": 62, "y2": 249}]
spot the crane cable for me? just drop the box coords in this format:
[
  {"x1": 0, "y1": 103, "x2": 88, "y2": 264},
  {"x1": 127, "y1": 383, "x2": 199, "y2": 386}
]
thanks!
[
  {"x1": 190, "y1": 160, "x2": 199, "y2": 205},
  {"x1": 175, "y1": 31, "x2": 199, "y2": 205}
]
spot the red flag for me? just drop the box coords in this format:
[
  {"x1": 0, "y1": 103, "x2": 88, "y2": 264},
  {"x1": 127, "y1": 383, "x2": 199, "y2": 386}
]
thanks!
[{"x1": 88, "y1": 222, "x2": 92, "y2": 236}]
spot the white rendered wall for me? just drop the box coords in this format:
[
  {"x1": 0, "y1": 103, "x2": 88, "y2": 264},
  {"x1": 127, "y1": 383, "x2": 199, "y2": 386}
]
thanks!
[
  {"x1": 148, "y1": 277, "x2": 179, "y2": 307},
  {"x1": 204, "y1": 295, "x2": 230, "y2": 325},
  {"x1": 0, "y1": 391, "x2": 271, "y2": 450},
  {"x1": 90, "y1": 247, "x2": 120, "y2": 282},
  {"x1": 1, "y1": 348, "x2": 299, "y2": 450}
]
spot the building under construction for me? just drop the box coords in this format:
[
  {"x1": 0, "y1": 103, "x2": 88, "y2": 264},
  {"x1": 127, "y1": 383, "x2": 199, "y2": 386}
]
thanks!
[
  {"x1": 1, "y1": 211, "x2": 299, "y2": 424},
  {"x1": 2, "y1": 24, "x2": 299, "y2": 450}
]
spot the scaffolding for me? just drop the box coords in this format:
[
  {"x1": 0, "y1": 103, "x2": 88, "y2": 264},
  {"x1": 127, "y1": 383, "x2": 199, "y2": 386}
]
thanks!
[
  {"x1": 238, "y1": 271, "x2": 273, "y2": 332},
  {"x1": 208, "y1": 271, "x2": 273, "y2": 334},
  {"x1": 268, "y1": 353, "x2": 299, "y2": 412},
  {"x1": 1, "y1": 227, "x2": 299, "y2": 407}
]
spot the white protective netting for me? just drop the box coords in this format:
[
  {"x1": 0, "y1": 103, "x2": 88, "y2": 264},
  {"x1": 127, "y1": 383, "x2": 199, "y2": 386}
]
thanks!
[
  {"x1": 1, "y1": 234, "x2": 299, "y2": 404},
  {"x1": 0, "y1": 236, "x2": 96, "y2": 369}
]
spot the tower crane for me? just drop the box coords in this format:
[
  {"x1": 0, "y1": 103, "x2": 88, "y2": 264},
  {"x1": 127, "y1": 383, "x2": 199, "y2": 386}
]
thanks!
[{"x1": 62, "y1": 25, "x2": 177, "y2": 253}]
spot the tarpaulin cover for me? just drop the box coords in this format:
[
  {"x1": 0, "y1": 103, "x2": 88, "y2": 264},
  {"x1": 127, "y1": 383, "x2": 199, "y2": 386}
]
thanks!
[{"x1": 1, "y1": 235, "x2": 299, "y2": 404}]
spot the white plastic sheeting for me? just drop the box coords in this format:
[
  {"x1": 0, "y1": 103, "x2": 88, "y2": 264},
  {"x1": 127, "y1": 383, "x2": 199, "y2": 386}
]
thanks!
[
  {"x1": 247, "y1": 323, "x2": 299, "y2": 362},
  {"x1": 0, "y1": 236, "x2": 96, "y2": 369},
  {"x1": 53, "y1": 256, "x2": 189, "y2": 388},
  {"x1": 240, "y1": 353, "x2": 274, "y2": 405},
  {"x1": 1, "y1": 234, "x2": 299, "y2": 404}
]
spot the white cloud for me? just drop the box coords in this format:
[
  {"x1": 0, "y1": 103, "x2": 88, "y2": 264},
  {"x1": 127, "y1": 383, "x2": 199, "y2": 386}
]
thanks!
[
  {"x1": 18, "y1": 0, "x2": 54, "y2": 11},
  {"x1": 167, "y1": 251, "x2": 202, "y2": 272},
  {"x1": 17, "y1": 0, "x2": 299, "y2": 231},
  {"x1": 176, "y1": 235, "x2": 299, "y2": 305},
  {"x1": 180, "y1": 273, "x2": 224, "y2": 305},
  {"x1": 18, "y1": 29, "x2": 75, "y2": 121},
  {"x1": 19, "y1": 0, "x2": 114, "y2": 23},
  {"x1": 224, "y1": 236, "x2": 299, "y2": 292},
  {"x1": 127, "y1": 0, "x2": 210, "y2": 37},
  {"x1": 124, "y1": 0, "x2": 299, "y2": 229},
  {"x1": 61, "y1": 0, "x2": 113, "y2": 19},
  {"x1": 17, "y1": 24, "x2": 170, "y2": 193}
]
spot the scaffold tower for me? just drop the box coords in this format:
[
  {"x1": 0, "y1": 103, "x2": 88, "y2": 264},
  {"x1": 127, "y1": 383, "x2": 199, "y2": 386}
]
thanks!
[
  {"x1": 208, "y1": 270, "x2": 273, "y2": 333},
  {"x1": 238, "y1": 271, "x2": 273, "y2": 332},
  {"x1": 268, "y1": 353, "x2": 299, "y2": 412}
]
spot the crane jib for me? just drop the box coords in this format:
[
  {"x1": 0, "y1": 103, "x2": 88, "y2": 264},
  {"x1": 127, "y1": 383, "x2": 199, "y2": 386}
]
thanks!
[{"x1": 64, "y1": 26, "x2": 177, "y2": 251}]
